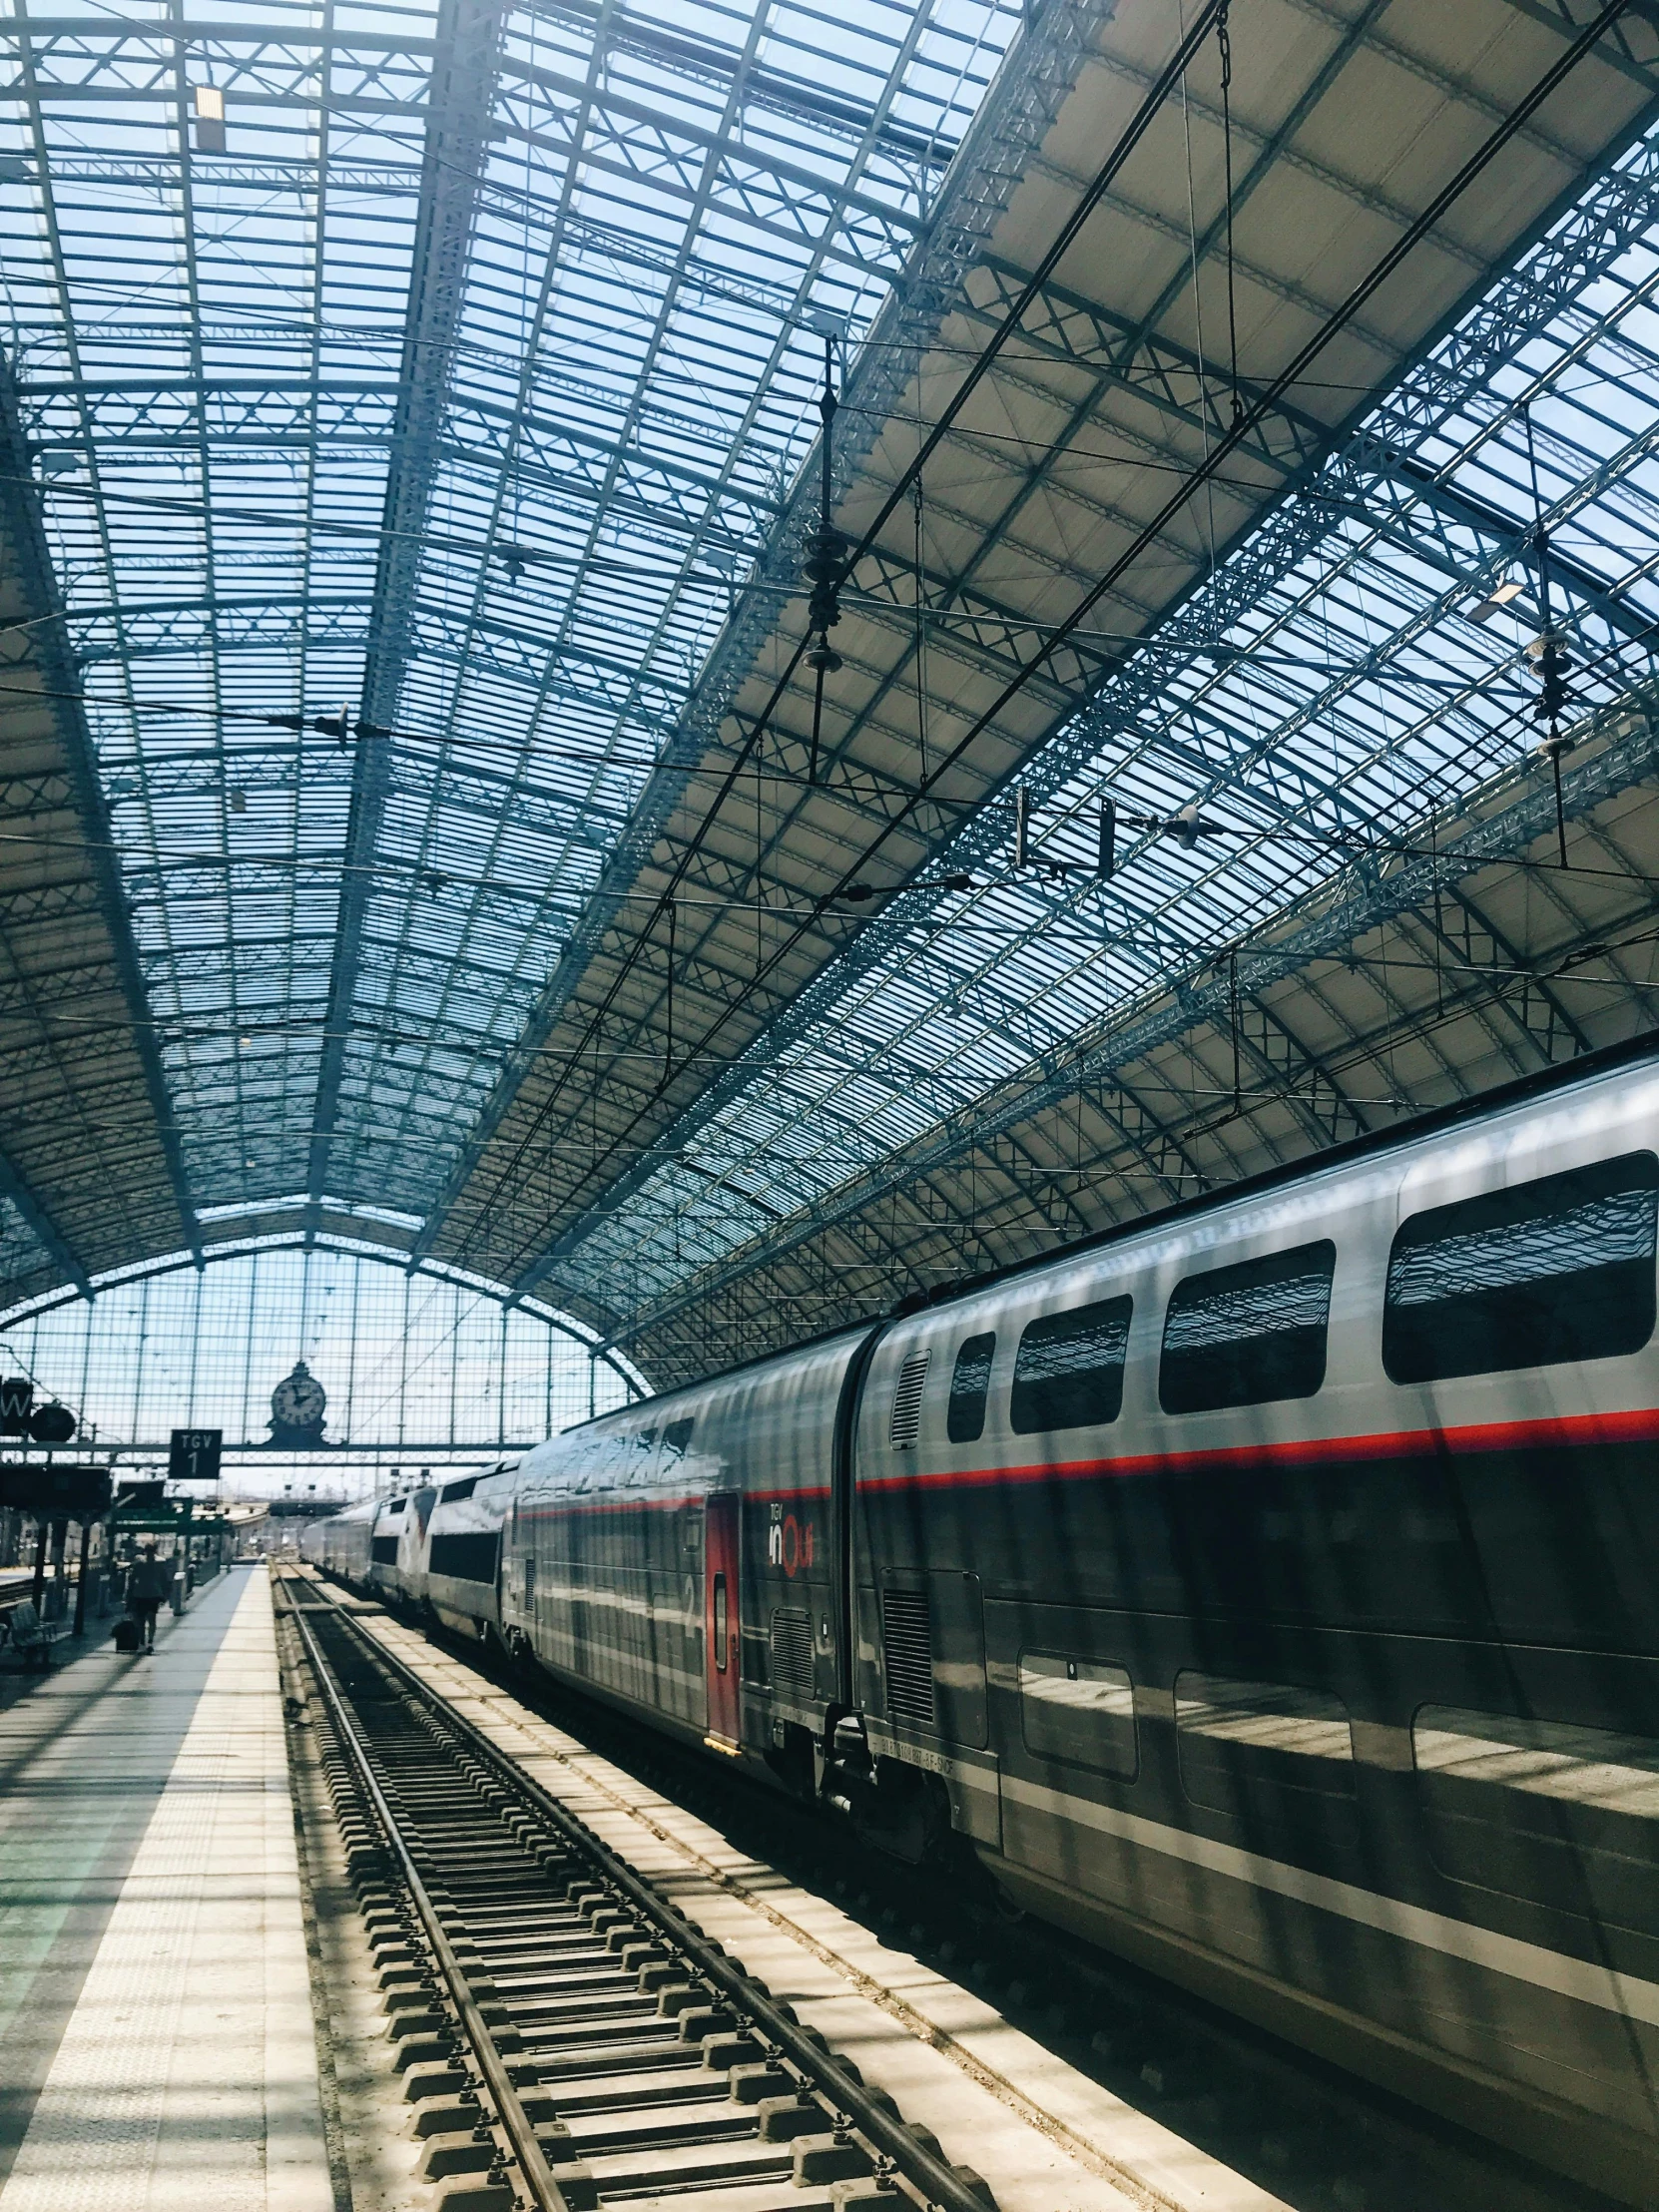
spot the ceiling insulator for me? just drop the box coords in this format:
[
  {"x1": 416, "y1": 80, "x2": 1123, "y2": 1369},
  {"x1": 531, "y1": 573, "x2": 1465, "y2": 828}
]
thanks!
[
  {"x1": 803, "y1": 334, "x2": 846, "y2": 785},
  {"x1": 1096, "y1": 798, "x2": 1117, "y2": 879},
  {"x1": 1524, "y1": 403, "x2": 1572, "y2": 866}
]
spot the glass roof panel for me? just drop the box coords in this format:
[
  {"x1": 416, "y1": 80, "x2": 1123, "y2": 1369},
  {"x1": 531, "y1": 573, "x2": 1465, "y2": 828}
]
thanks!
[
  {"x1": 556, "y1": 122, "x2": 1659, "y2": 1325},
  {"x1": 0, "y1": 0, "x2": 1017, "y2": 1219}
]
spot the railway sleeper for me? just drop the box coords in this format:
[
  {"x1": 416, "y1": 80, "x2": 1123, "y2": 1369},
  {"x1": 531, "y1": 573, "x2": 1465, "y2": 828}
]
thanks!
[{"x1": 286, "y1": 1590, "x2": 983, "y2": 2212}]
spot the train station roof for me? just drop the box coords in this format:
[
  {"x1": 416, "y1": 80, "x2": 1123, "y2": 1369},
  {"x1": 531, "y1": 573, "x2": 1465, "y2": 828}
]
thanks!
[{"x1": 2, "y1": 0, "x2": 1659, "y2": 1385}]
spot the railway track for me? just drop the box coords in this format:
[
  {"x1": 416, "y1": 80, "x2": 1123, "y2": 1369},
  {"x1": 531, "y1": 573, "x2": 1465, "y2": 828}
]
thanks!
[
  {"x1": 277, "y1": 1574, "x2": 1627, "y2": 2212},
  {"x1": 277, "y1": 1579, "x2": 997, "y2": 2212}
]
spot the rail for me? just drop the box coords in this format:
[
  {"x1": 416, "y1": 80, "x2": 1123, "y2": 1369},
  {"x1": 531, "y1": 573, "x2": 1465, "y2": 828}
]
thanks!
[{"x1": 280, "y1": 1577, "x2": 993, "y2": 2212}]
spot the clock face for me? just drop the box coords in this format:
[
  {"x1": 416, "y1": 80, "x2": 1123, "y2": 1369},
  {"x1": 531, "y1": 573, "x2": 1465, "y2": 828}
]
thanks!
[{"x1": 273, "y1": 1367, "x2": 325, "y2": 1427}]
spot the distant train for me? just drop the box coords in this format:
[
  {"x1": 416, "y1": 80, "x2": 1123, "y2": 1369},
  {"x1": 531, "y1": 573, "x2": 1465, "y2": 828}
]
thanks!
[{"x1": 303, "y1": 1032, "x2": 1659, "y2": 2205}]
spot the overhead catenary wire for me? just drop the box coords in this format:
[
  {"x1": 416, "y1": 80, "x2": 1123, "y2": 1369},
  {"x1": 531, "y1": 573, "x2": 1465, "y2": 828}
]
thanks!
[
  {"x1": 435, "y1": 1, "x2": 1238, "y2": 1276},
  {"x1": 8, "y1": 5, "x2": 1649, "y2": 1365},
  {"x1": 444, "y1": 0, "x2": 1639, "y2": 1294}
]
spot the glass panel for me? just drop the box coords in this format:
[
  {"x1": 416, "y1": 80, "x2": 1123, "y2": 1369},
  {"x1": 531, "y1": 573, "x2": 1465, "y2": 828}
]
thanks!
[
  {"x1": 1019, "y1": 1653, "x2": 1137, "y2": 1778},
  {"x1": 714, "y1": 1574, "x2": 728, "y2": 1672},
  {"x1": 1011, "y1": 1297, "x2": 1132, "y2": 1435},
  {"x1": 1176, "y1": 1671, "x2": 1356, "y2": 1808},
  {"x1": 1383, "y1": 1155, "x2": 1659, "y2": 1383},
  {"x1": 1160, "y1": 1242, "x2": 1334, "y2": 1414},
  {"x1": 1413, "y1": 1706, "x2": 1659, "y2": 1819},
  {"x1": 947, "y1": 1333, "x2": 996, "y2": 1443}
]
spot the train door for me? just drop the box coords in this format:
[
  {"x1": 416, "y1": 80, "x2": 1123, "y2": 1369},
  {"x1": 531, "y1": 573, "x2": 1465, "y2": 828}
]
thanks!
[{"x1": 705, "y1": 1493, "x2": 741, "y2": 1748}]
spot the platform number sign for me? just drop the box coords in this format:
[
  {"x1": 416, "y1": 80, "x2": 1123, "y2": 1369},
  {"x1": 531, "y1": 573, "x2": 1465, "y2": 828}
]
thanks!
[{"x1": 168, "y1": 1427, "x2": 223, "y2": 1483}]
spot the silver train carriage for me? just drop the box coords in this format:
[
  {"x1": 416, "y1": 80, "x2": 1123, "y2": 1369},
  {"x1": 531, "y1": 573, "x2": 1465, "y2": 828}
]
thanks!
[
  {"x1": 301, "y1": 1468, "x2": 517, "y2": 1636},
  {"x1": 306, "y1": 1035, "x2": 1659, "y2": 2204}
]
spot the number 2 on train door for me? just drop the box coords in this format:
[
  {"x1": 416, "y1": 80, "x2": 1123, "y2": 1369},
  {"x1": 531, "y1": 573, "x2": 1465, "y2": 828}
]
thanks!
[{"x1": 705, "y1": 1493, "x2": 741, "y2": 1748}]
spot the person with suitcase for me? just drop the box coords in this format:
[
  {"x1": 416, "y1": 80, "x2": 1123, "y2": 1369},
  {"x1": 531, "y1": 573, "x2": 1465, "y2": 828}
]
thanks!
[{"x1": 126, "y1": 1544, "x2": 172, "y2": 1655}]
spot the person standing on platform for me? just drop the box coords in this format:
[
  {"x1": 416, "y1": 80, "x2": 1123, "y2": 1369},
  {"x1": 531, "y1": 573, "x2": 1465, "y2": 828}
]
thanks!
[{"x1": 126, "y1": 1542, "x2": 172, "y2": 1655}]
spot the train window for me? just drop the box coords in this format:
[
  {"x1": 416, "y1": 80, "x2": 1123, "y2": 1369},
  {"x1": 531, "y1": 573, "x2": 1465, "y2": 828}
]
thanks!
[
  {"x1": 429, "y1": 1531, "x2": 500, "y2": 1583},
  {"x1": 1019, "y1": 1654, "x2": 1137, "y2": 1779},
  {"x1": 1412, "y1": 1707, "x2": 1659, "y2": 1820},
  {"x1": 1176, "y1": 1671, "x2": 1357, "y2": 1809},
  {"x1": 1160, "y1": 1242, "x2": 1336, "y2": 1415},
  {"x1": 1011, "y1": 1297, "x2": 1131, "y2": 1434},
  {"x1": 1382, "y1": 1152, "x2": 1659, "y2": 1383},
  {"x1": 947, "y1": 1334, "x2": 996, "y2": 1443},
  {"x1": 662, "y1": 1417, "x2": 695, "y2": 1459},
  {"x1": 713, "y1": 1574, "x2": 729, "y2": 1671},
  {"x1": 385, "y1": 1498, "x2": 405, "y2": 1514},
  {"x1": 889, "y1": 1350, "x2": 930, "y2": 1448},
  {"x1": 439, "y1": 1476, "x2": 476, "y2": 1503}
]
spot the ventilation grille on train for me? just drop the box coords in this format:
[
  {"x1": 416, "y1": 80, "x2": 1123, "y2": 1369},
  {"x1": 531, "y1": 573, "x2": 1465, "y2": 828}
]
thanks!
[
  {"x1": 881, "y1": 1587, "x2": 934, "y2": 1728},
  {"x1": 889, "y1": 1350, "x2": 930, "y2": 1449},
  {"x1": 770, "y1": 1608, "x2": 816, "y2": 1696}
]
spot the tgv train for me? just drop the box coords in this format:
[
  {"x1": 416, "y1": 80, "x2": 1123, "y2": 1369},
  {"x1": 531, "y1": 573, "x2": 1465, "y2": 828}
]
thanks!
[{"x1": 303, "y1": 1034, "x2": 1659, "y2": 2204}]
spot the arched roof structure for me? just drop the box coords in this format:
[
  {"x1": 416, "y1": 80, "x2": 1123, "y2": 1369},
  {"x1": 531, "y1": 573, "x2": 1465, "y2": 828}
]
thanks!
[
  {"x1": 2, "y1": 1, "x2": 1659, "y2": 1390},
  {"x1": 0, "y1": 1236, "x2": 645, "y2": 1450}
]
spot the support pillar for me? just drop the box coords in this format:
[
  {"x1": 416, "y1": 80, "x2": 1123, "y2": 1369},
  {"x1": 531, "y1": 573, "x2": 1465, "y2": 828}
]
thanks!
[{"x1": 72, "y1": 1516, "x2": 92, "y2": 1636}]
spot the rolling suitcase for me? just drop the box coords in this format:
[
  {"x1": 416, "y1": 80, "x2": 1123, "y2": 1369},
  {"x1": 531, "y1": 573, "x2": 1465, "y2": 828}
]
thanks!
[{"x1": 113, "y1": 1617, "x2": 141, "y2": 1653}]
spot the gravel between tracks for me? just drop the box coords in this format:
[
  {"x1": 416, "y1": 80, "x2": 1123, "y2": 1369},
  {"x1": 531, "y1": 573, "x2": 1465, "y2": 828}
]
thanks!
[{"x1": 318, "y1": 1582, "x2": 1290, "y2": 2212}]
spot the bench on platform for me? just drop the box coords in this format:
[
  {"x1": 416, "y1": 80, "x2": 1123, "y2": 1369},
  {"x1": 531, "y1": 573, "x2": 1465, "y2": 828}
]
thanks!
[{"x1": 0, "y1": 1599, "x2": 62, "y2": 1670}]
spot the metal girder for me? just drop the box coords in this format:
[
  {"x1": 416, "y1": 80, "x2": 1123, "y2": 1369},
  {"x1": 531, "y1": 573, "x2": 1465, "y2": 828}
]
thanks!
[
  {"x1": 305, "y1": 0, "x2": 507, "y2": 1219},
  {"x1": 94, "y1": 746, "x2": 636, "y2": 852},
  {"x1": 533, "y1": 1, "x2": 954, "y2": 169},
  {"x1": 1417, "y1": 878, "x2": 1594, "y2": 1069},
  {"x1": 26, "y1": 377, "x2": 782, "y2": 536},
  {"x1": 0, "y1": 20, "x2": 934, "y2": 270},
  {"x1": 1346, "y1": 451, "x2": 1659, "y2": 651},
  {"x1": 4, "y1": 177, "x2": 849, "y2": 332},
  {"x1": 406, "y1": 0, "x2": 1115, "y2": 1269},
  {"x1": 504, "y1": 53, "x2": 920, "y2": 274},
  {"x1": 536, "y1": 120, "x2": 1659, "y2": 1316},
  {"x1": 0, "y1": 353, "x2": 200, "y2": 1267},
  {"x1": 596, "y1": 691, "x2": 1659, "y2": 1353},
  {"x1": 962, "y1": 257, "x2": 1332, "y2": 483}
]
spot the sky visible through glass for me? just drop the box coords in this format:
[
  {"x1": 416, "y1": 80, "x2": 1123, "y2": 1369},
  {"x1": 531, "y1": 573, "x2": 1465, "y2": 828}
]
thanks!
[{"x1": 0, "y1": 1245, "x2": 640, "y2": 1494}]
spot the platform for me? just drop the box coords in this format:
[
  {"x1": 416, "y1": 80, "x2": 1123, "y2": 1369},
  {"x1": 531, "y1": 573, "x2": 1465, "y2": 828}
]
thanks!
[{"x1": 0, "y1": 1564, "x2": 331, "y2": 2212}]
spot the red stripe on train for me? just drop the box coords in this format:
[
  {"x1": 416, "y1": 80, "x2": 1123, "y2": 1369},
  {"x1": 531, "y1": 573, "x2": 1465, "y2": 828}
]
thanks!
[
  {"x1": 513, "y1": 1406, "x2": 1659, "y2": 1517},
  {"x1": 857, "y1": 1402, "x2": 1659, "y2": 1495}
]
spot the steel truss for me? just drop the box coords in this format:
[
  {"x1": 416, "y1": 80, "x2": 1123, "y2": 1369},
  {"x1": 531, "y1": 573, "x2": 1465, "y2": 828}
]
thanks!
[
  {"x1": 554, "y1": 119, "x2": 1659, "y2": 1353},
  {"x1": 0, "y1": 0, "x2": 1028, "y2": 1303}
]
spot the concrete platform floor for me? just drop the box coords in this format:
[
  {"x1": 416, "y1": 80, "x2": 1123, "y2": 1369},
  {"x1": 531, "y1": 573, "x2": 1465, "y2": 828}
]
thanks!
[{"x1": 0, "y1": 1563, "x2": 331, "y2": 2212}]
